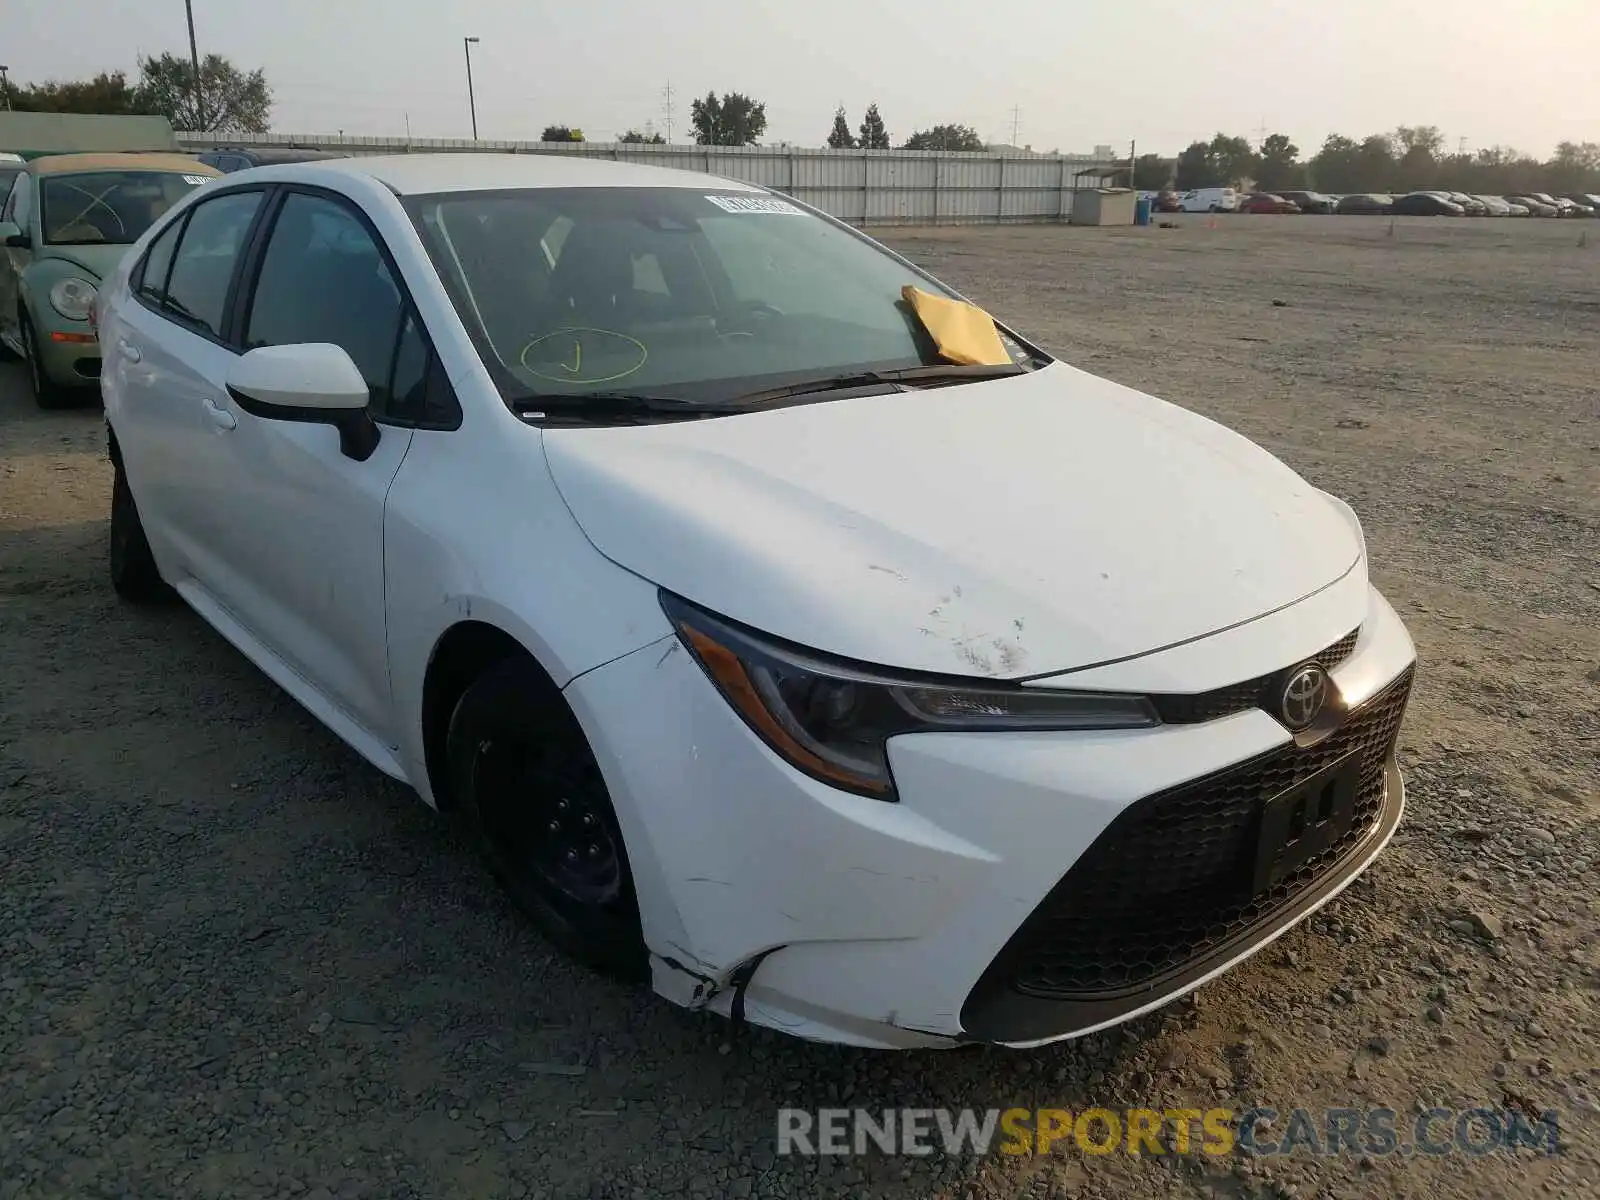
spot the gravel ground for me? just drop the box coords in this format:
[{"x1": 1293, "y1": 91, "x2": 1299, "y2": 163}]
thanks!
[{"x1": 1, "y1": 214, "x2": 1597, "y2": 1199}]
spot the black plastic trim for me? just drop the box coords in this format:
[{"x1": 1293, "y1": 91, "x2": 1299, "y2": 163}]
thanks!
[{"x1": 226, "y1": 385, "x2": 381, "y2": 462}]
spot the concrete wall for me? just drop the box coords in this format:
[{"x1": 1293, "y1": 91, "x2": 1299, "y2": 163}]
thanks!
[{"x1": 2, "y1": 113, "x2": 178, "y2": 156}]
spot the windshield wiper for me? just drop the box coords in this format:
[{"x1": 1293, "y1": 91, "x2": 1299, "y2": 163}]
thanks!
[
  {"x1": 734, "y1": 361, "x2": 1027, "y2": 406},
  {"x1": 510, "y1": 392, "x2": 741, "y2": 422}
]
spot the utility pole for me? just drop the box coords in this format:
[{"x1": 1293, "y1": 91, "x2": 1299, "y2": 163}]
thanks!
[
  {"x1": 1129, "y1": 138, "x2": 1136, "y2": 188},
  {"x1": 184, "y1": 0, "x2": 204, "y2": 130},
  {"x1": 463, "y1": 36, "x2": 480, "y2": 139},
  {"x1": 1009, "y1": 105, "x2": 1020, "y2": 147},
  {"x1": 662, "y1": 81, "x2": 675, "y2": 144}
]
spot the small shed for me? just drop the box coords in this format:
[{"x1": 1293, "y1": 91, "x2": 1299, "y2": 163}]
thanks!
[{"x1": 1070, "y1": 187, "x2": 1138, "y2": 226}]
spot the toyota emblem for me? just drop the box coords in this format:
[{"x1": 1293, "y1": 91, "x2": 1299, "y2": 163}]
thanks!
[{"x1": 1279, "y1": 664, "x2": 1329, "y2": 731}]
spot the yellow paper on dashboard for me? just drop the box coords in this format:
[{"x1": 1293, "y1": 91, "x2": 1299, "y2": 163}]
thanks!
[{"x1": 900, "y1": 285, "x2": 1011, "y2": 367}]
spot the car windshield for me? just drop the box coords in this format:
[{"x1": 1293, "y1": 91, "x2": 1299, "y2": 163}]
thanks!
[
  {"x1": 405, "y1": 186, "x2": 1031, "y2": 406},
  {"x1": 39, "y1": 170, "x2": 209, "y2": 246}
]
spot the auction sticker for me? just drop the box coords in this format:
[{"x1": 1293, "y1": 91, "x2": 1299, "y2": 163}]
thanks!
[{"x1": 705, "y1": 194, "x2": 803, "y2": 215}]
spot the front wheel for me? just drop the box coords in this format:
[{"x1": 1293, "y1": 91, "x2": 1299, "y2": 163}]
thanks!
[
  {"x1": 22, "y1": 315, "x2": 73, "y2": 410},
  {"x1": 447, "y1": 658, "x2": 647, "y2": 979}
]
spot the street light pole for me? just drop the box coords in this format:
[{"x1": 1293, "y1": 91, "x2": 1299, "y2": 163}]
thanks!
[
  {"x1": 463, "y1": 37, "x2": 480, "y2": 139},
  {"x1": 185, "y1": 0, "x2": 204, "y2": 130}
]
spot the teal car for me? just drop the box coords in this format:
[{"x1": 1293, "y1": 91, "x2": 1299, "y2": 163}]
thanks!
[{"x1": 0, "y1": 152, "x2": 222, "y2": 407}]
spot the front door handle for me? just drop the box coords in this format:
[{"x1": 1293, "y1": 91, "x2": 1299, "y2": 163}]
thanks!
[
  {"x1": 202, "y1": 397, "x2": 237, "y2": 431},
  {"x1": 117, "y1": 338, "x2": 141, "y2": 363}
]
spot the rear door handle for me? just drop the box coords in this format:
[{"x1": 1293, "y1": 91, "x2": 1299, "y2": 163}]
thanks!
[
  {"x1": 117, "y1": 338, "x2": 141, "y2": 363},
  {"x1": 202, "y1": 397, "x2": 237, "y2": 431}
]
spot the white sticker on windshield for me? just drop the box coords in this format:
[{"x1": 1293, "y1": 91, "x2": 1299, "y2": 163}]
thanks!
[
  {"x1": 182, "y1": 174, "x2": 212, "y2": 185},
  {"x1": 704, "y1": 194, "x2": 803, "y2": 215}
]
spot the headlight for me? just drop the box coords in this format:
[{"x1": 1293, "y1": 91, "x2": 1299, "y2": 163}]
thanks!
[
  {"x1": 660, "y1": 591, "x2": 1159, "y2": 799},
  {"x1": 49, "y1": 277, "x2": 99, "y2": 322}
]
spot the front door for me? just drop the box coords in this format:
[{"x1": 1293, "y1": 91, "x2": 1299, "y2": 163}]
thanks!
[{"x1": 195, "y1": 188, "x2": 417, "y2": 745}]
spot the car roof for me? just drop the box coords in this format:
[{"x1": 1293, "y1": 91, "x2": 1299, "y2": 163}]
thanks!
[
  {"x1": 264, "y1": 152, "x2": 768, "y2": 196},
  {"x1": 27, "y1": 152, "x2": 220, "y2": 176}
]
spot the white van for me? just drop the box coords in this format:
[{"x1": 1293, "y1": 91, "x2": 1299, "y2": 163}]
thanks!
[{"x1": 1177, "y1": 187, "x2": 1239, "y2": 213}]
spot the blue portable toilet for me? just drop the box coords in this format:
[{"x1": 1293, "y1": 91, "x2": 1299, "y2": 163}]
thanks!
[{"x1": 1134, "y1": 195, "x2": 1153, "y2": 225}]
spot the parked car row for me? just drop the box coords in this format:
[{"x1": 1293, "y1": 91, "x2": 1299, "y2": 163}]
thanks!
[{"x1": 1328, "y1": 190, "x2": 1599, "y2": 217}]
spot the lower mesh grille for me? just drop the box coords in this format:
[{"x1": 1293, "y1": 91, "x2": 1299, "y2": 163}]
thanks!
[{"x1": 1000, "y1": 666, "x2": 1412, "y2": 1000}]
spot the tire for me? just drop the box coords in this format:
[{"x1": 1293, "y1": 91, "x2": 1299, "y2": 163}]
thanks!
[
  {"x1": 109, "y1": 460, "x2": 169, "y2": 603},
  {"x1": 447, "y1": 657, "x2": 647, "y2": 979},
  {"x1": 21, "y1": 314, "x2": 72, "y2": 410}
]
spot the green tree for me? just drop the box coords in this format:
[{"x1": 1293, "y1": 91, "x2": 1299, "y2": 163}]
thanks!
[
  {"x1": 858, "y1": 103, "x2": 890, "y2": 150},
  {"x1": 1131, "y1": 153, "x2": 1173, "y2": 190},
  {"x1": 690, "y1": 91, "x2": 767, "y2": 146},
  {"x1": 903, "y1": 124, "x2": 983, "y2": 152},
  {"x1": 1393, "y1": 125, "x2": 1442, "y2": 188},
  {"x1": 618, "y1": 128, "x2": 665, "y2": 144},
  {"x1": 540, "y1": 125, "x2": 584, "y2": 142},
  {"x1": 1354, "y1": 133, "x2": 1397, "y2": 191},
  {"x1": 1309, "y1": 134, "x2": 1360, "y2": 192},
  {"x1": 10, "y1": 70, "x2": 157, "y2": 115},
  {"x1": 826, "y1": 106, "x2": 855, "y2": 149},
  {"x1": 1255, "y1": 133, "x2": 1301, "y2": 191},
  {"x1": 1173, "y1": 141, "x2": 1216, "y2": 189},
  {"x1": 137, "y1": 52, "x2": 270, "y2": 133},
  {"x1": 1208, "y1": 133, "x2": 1257, "y2": 186}
]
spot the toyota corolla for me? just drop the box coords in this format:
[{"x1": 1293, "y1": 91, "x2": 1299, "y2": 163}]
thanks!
[{"x1": 96, "y1": 154, "x2": 1415, "y2": 1049}]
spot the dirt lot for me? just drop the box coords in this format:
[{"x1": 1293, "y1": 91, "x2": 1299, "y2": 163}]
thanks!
[{"x1": 1, "y1": 214, "x2": 1597, "y2": 1200}]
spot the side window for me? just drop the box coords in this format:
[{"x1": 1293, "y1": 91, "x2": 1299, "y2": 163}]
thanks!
[
  {"x1": 244, "y1": 192, "x2": 405, "y2": 417},
  {"x1": 8, "y1": 176, "x2": 33, "y2": 229},
  {"x1": 162, "y1": 190, "x2": 263, "y2": 336},
  {"x1": 0, "y1": 175, "x2": 20, "y2": 224},
  {"x1": 134, "y1": 216, "x2": 185, "y2": 303}
]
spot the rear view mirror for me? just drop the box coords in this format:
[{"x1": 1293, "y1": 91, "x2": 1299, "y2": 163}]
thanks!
[
  {"x1": 0, "y1": 221, "x2": 28, "y2": 249},
  {"x1": 225, "y1": 343, "x2": 379, "y2": 461}
]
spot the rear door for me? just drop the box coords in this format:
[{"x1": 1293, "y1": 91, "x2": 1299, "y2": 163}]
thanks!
[
  {"x1": 108, "y1": 186, "x2": 269, "y2": 581},
  {"x1": 192, "y1": 187, "x2": 418, "y2": 742},
  {"x1": 0, "y1": 174, "x2": 33, "y2": 351}
]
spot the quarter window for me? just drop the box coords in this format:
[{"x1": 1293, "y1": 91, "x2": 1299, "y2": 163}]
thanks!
[
  {"x1": 161, "y1": 190, "x2": 264, "y2": 336},
  {"x1": 243, "y1": 193, "x2": 406, "y2": 416}
]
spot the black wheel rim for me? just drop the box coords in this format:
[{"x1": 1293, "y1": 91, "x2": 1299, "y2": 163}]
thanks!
[{"x1": 471, "y1": 735, "x2": 622, "y2": 908}]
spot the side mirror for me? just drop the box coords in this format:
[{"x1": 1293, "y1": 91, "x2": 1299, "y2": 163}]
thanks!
[
  {"x1": 0, "y1": 221, "x2": 29, "y2": 249},
  {"x1": 225, "y1": 343, "x2": 380, "y2": 461}
]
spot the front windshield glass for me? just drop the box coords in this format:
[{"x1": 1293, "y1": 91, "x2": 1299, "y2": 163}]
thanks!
[
  {"x1": 40, "y1": 171, "x2": 209, "y2": 246},
  {"x1": 405, "y1": 187, "x2": 1018, "y2": 404}
]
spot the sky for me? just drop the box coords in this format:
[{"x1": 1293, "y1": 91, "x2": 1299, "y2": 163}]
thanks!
[{"x1": 6, "y1": 0, "x2": 1598, "y2": 155}]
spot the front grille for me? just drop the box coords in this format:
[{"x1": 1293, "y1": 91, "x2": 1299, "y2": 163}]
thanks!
[
  {"x1": 1151, "y1": 626, "x2": 1361, "y2": 724},
  {"x1": 998, "y1": 665, "x2": 1412, "y2": 1000}
]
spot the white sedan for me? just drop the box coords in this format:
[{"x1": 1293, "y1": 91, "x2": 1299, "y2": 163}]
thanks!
[{"x1": 97, "y1": 154, "x2": 1416, "y2": 1049}]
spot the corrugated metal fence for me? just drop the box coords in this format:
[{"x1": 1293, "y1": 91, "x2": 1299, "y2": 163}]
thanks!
[{"x1": 175, "y1": 133, "x2": 1123, "y2": 226}]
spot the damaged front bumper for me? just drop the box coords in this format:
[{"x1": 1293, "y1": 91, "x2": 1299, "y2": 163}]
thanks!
[{"x1": 561, "y1": 588, "x2": 1416, "y2": 1049}]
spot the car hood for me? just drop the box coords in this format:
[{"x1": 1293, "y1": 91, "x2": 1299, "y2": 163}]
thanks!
[
  {"x1": 542, "y1": 363, "x2": 1362, "y2": 679},
  {"x1": 33, "y1": 243, "x2": 128, "y2": 281}
]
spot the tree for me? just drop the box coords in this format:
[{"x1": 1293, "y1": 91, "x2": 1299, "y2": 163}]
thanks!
[
  {"x1": 826, "y1": 106, "x2": 855, "y2": 149},
  {"x1": 1208, "y1": 133, "x2": 1257, "y2": 187},
  {"x1": 1131, "y1": 153, "x2": 1173, "y2": 190},
  {"x1": 618, "y1": 128, "x2": 665, "y2": 144},
  {"x1": 1393, "y1": 125, "x2": 1442, "y2": 188},
  {"x1": 1309, "y1": 134, "x2": 1360, "y2": 192},
  {"x1": 541, "y1": 125, "x2": 584, "y2": 142},
  {"x1": 137, "y1": 52, "x2": 270, "y2": 133},
  {"x1": 1354, "y1": 133, "x2": 1397, "y2": 191},
  {"x1": 10, "y1": 70, "x2": 157, "y2": 116},
  {"x1": 1173, "y1": 141, "x2": 1216, "y2": 189},
  {"x1": 690, "y1": 91, "x2": 767, "y2": 146},
  {"x1": 903, "y1": 124, "x2": 983, "y2": 152},
  {"x1": 858, "y1": 103, "x2": 890, "y2": 150},
  {"x1": 1255, "y1": 133, "x2": 1301, "y2": 191}
]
